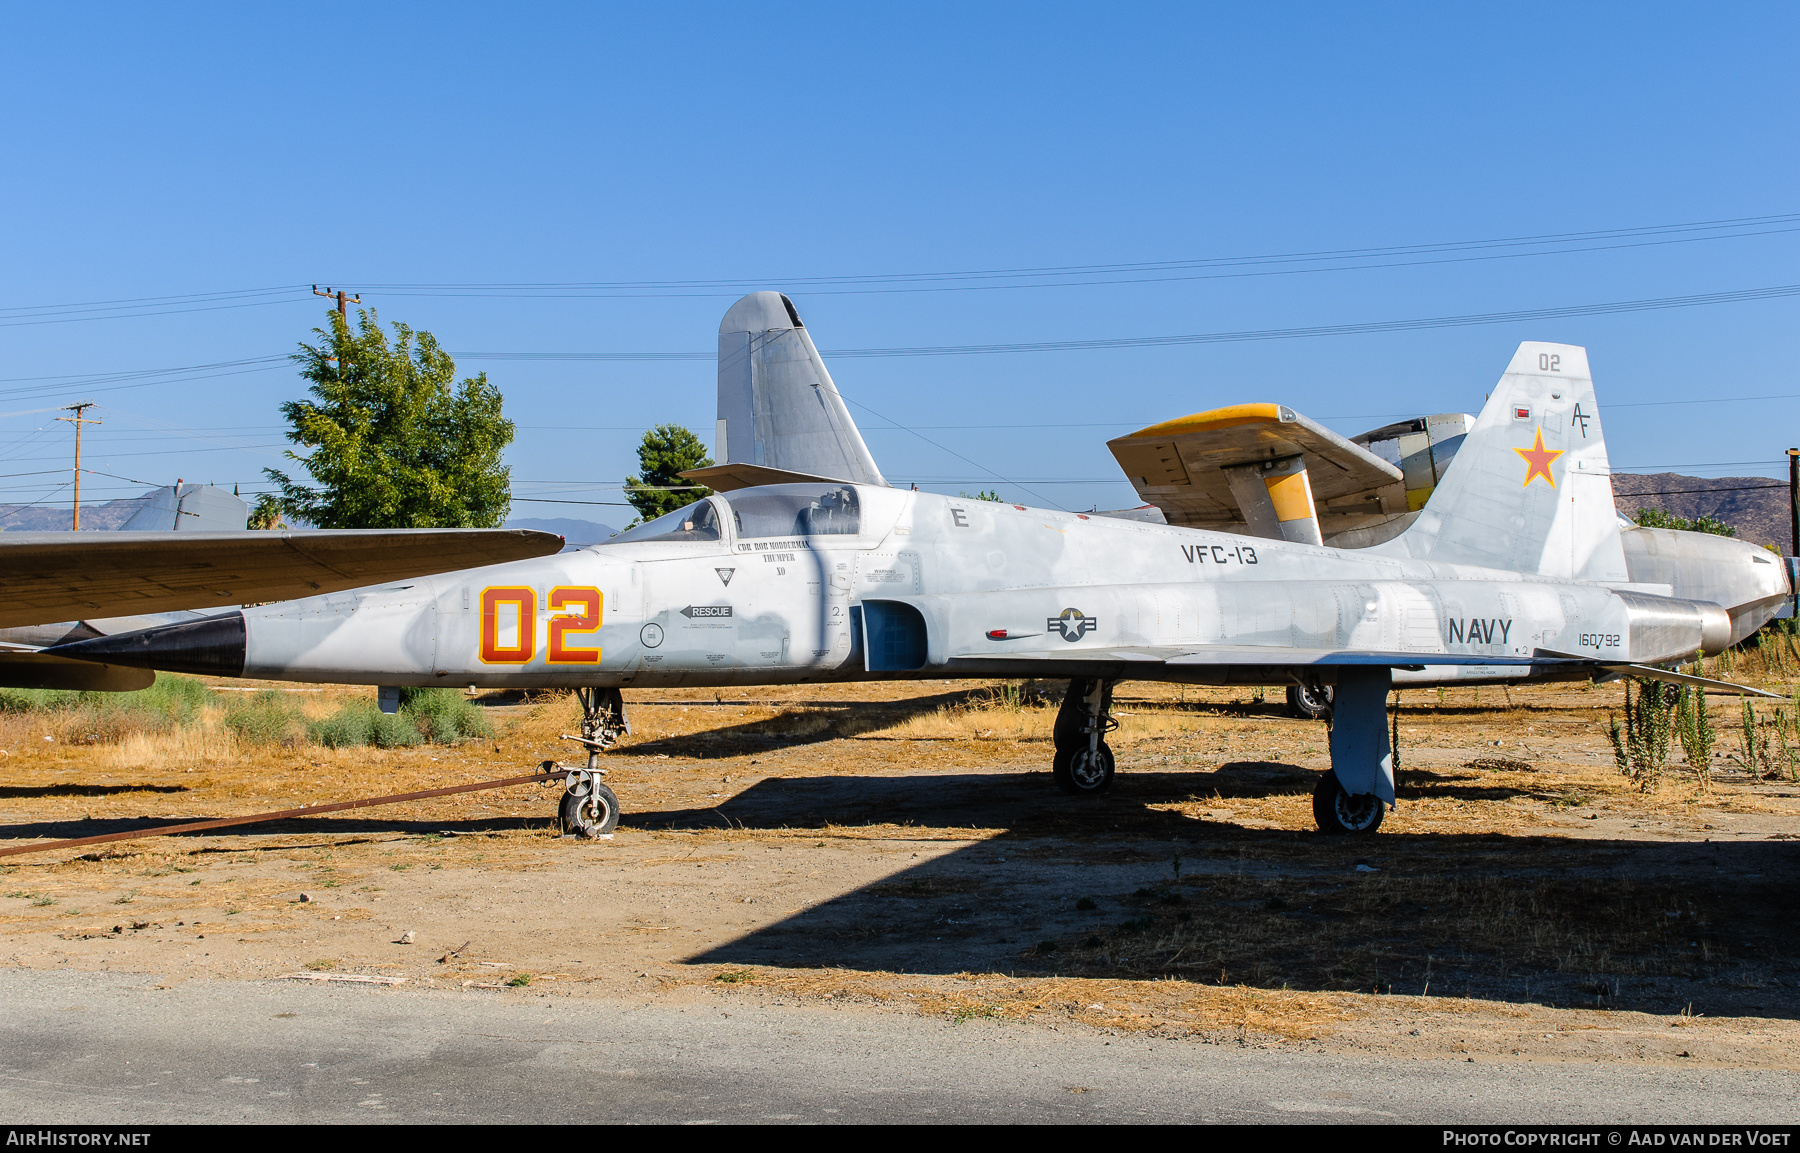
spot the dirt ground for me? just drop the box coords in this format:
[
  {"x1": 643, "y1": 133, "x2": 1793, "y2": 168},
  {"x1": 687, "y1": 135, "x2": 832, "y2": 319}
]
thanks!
[{"x1": 2, "y1": 672, "x2": 1798, "y2": 1071}]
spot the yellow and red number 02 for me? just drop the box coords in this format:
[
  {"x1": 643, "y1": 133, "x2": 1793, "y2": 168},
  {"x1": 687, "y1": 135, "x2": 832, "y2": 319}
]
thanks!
[{"x1": 479, "y1": 586, "x2": 602, "y2": 665}]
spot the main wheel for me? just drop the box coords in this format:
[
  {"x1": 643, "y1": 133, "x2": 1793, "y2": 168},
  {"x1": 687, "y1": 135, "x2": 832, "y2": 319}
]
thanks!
[
  {"x1": 1312, "y1": 771, "x2": 1383, "y2": 835},
  {"x1": 560, "y1": 782, "x2": 620, "y2": 838},
  {"x1": 1054, "y1": 742, "x2": 1115, "y2": 795},
  {"x1": 1286, "y1": 683, "x2": 1334, "y2": 720}
]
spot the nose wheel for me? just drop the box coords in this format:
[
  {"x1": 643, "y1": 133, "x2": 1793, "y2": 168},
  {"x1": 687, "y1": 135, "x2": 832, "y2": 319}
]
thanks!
[
  {"x1": 554, "y1": 687, "x2": 630, "y2": 839},
  {"x1": 559, "y1": 767, "x2": 620, "y2": 837}
]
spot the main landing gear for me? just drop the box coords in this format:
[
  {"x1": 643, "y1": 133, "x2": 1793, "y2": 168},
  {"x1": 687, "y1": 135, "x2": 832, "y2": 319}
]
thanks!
[
  {"x1": 555, "y1": 687, "x2": 630, "y2": 838},
  {"x1": 1052, "y1": 678, "x2": 1117, "y2": 795},
  {"x1": 1048, "y1": 671, "x2": 1394, "y2": 836}
]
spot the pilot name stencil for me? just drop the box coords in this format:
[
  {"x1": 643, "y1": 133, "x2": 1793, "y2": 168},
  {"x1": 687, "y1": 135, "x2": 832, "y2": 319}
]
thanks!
[
  {"x1": 1446, "y1": 617, "x2": 1512, "y2": 645},
  {"x1": 1179, "y1": 543, "x2": 1258, "y2": 565}
]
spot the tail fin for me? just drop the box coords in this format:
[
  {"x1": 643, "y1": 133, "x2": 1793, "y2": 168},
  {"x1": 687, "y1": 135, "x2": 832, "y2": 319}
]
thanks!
[
  {"x1": 1375, "y1": 342, "x2": 1628, "y2": 582},
  {"x1": 711, "y1": 292, "x2": 887, "y2": 486},
  {"x1": 120, "y1": 483, "x2": 248, "y2": 532}
]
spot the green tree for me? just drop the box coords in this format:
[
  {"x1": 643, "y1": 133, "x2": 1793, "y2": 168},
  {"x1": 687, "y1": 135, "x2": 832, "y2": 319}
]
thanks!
[
  {"x1": 1633, "y1": 507, "x2": 1737, "y2": 538},
  {"x1": 264, "y1": 309, "x2": 514, "y2": 528},
  {"x1": 623, "y1": 424, "x2": 712, "y2": 523},
  {"x1": 959, "y1": 489, "x2": 1005, "y2": 503},
  {"x1": 247, "y1": 493, "x2": 286, "y2": 530}
]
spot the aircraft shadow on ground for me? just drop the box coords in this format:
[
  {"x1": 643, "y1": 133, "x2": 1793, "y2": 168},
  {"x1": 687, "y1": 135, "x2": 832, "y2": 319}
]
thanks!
[
  {"x1": 0, "y1": 784, "x2": 189, "y2": 800},
  {"x1": 620, "y1": 688, "x2": 1033, "y2": 758},
  {"x1": 660, "y1": 770, "x2": 1800, "y2": 1020}
]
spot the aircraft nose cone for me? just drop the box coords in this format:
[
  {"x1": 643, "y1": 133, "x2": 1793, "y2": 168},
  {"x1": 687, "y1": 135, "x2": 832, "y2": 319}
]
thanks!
[{"x1": 46, "y1": 612, "x2": 246, "y2": 678}]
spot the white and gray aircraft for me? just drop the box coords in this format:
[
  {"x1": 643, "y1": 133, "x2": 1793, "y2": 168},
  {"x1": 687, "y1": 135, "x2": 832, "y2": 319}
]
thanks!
[{"x1": 51, "y1": 293, "x2": 1793, "y2": 837}]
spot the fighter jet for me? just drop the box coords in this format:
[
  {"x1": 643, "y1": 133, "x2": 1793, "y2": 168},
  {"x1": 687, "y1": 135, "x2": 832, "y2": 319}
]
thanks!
[{"x1": 51, "y1": 293, "x2": 1792, "y2": 839}]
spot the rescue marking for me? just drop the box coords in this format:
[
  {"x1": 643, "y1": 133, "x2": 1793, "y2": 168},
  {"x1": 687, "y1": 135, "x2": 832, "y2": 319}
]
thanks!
[{"x1": 680, "y1": 605, "x2": 733, "y2": 619}]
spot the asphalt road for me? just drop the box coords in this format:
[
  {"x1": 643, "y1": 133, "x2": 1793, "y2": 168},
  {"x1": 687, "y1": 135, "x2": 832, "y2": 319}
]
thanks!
[{"x1": 2, "y1": 969, "x2": 1794, "y2": 1124}]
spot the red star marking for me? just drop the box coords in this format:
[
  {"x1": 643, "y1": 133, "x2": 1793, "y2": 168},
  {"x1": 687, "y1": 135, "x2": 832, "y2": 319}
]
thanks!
[{"x1": 1514, "y1": 426, "x2": 1563, "y2": 488}]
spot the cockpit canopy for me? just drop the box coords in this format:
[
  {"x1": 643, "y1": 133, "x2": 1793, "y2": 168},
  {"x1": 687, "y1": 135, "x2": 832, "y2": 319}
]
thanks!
[
  {"x1": 727, "y1": 484, "x2": 859, "y2": 538},
  {"x1": 607, "y1": 484, "x2": 862, "y2": 545}
]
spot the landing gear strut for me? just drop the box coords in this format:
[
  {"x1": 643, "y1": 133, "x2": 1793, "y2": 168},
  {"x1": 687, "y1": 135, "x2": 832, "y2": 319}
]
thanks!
[
  {"x1": 557, "y1": 687, "x2": 629, "y2": 838},
  {"x1": 1313, "y1": 667, "x2": 1394, "y2": 835},
  {"x1": 1053, "y1": 677, "x2": 1117, "y2": 795}
]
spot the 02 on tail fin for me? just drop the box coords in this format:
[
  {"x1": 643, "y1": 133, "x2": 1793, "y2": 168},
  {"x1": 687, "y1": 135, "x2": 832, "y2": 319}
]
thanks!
[
  {"x1": 1374, "y1": 342, "x2": 1628, "y2": 582},
  {"x1": 704, "y1": 292, "x2": 887, "y2": 488}
]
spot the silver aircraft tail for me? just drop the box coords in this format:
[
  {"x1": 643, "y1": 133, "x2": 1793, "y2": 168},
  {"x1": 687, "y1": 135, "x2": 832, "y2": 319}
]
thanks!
[
  {"x1": 1374, "y1": 342, "x2": 1629, "y2": 582},
  {"x1": 704, "y1": 292, "x2": 887, "y2": 488}
]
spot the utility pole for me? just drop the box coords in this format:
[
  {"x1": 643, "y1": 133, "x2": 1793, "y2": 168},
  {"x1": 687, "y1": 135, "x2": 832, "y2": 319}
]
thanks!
[
  {"x1": 312, "y1": 286, "x2": 362, "y2": 372},
  {"x1": 57, "y1": 401, "x2": 100, "y2": 530},
  {"x1": 1788, "y1": 447, "x2": 1798, "y2": 620},
  {"x1": 311, "y1": 285, "x2": 361, "y2": 318}
]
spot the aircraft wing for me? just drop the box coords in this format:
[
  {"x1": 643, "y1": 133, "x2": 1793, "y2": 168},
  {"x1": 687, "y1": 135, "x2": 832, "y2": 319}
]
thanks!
[
  {"x1": 1106, "y1": 404, "x2": 1474, "y2": 547},
  {"x1": 956, "y1": 645, "x2": 1559, "y2": 669},
  {"x1": 0, "y1": 528, "x2": 563, "y2": 630},
  {"x1": 954, "y1": 645, "x2": 1780, "y2": 696},
  {"x1": 1106, "y1": 404, "x2": 1403, "y2": 540}
]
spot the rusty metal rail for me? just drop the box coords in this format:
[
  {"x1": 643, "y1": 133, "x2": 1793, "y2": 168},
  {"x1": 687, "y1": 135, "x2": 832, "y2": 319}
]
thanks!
[{"x1": 0, "y1": 770, "x2": 562, "y2": 859}]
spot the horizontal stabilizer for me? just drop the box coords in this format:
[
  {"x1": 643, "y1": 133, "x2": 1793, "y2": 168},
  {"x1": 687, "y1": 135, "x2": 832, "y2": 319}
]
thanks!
[
  {"x1": 1596, "y1": 662, "x2": 1782, "y2": 698},
  {"x1": 677, "y1": 462, "x2": 847, "y2": 494}
]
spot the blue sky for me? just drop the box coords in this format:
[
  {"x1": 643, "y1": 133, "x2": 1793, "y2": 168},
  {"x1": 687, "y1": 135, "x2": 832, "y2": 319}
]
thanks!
[{"x1": 2, "y1": 3, "x2": 1795, "y2": 520}]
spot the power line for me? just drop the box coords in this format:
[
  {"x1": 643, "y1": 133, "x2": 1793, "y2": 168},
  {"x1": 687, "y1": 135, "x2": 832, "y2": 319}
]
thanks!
[
  {"x1": 456, "y1": 281, "x2": 1800, "y2": 363},
  {"x1": 345, "y1": 211, "x2": 1800, "y2": 298}
]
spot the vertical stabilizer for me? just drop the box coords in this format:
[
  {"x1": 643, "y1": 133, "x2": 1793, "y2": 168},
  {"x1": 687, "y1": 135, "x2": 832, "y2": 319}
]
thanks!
[
  {"x1": 120, "y1": 483, "x2": 249, "y2": 532},
  {"x1": 716, "y1": 292, "x2": 887, "y2": 486},
  {"x1": 1374, "y1": 342, "x2": 1628, "y2": 582}
]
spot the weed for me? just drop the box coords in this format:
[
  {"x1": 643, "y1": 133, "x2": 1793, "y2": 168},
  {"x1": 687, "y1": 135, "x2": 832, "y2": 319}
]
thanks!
[
  {"x1": 30, "y1": 895, "x2": 55, "y2": 906},
  {"x1": 0, "y1": 674, "x2": 211, "y2": 743},
  {"x1": 304, "y1": 958, "x2": 335, "y2": 971},
  {"x1": 1075, "y1": 897, "x2": 1097, "y2": 911},
  {"x1": 112, "y1": 893, "x2": 135, "y2": 905},
  {"x1": 390, "y1": 863, "x2": 411, "y2": 871},
  {"x1": 1673, "y1": 684, "x2": 1715, "y2": 791},
  {"x1": 1609, "y1": 678, "x2": 1674, "y2": 791},
  {"x1": 398, "y1": 687, "x2": 494, "y2": 742},
  {"x1": 506, "y1": 973, "x2": 532, "y2": 987},
  {"x1": 308, "y1": 705, "x2": 423, "y2": 749},
  {"x1": 222, "y1": 691, "x2": 303, "y2": 747},
  {"x1": 713, "y1": 969, "x2": 755, "y2": 984},
  {"x1": 1035, "y1": 939, "x2": 1059, "y2": 954},
  {"x1": 950, "y1": 1003, "x2": 1001, "y2": 1024}
]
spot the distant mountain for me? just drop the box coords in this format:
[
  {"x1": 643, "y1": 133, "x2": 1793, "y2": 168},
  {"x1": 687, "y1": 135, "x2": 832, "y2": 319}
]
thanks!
[
  {"x1": 1613, "y1": 473, "x2": 1791, "y2": 552},
  {"x1": 505, "y1": 517, "x2": 620, "y2": 547},
  {"x1": 0, "y1": 496, "x2": 152, "y2": 532}
]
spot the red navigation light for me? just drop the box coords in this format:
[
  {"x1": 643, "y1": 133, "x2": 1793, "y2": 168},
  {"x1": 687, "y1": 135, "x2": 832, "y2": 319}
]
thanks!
[{"x1": 986, "y1": 629, "x2": 1008, "y2": 640}]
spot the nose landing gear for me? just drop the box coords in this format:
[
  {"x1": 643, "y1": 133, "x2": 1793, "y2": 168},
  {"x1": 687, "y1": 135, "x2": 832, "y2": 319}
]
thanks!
[{"x1": 556, "y1": 687, "x2": 630, "y2": 839}]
